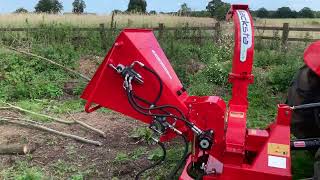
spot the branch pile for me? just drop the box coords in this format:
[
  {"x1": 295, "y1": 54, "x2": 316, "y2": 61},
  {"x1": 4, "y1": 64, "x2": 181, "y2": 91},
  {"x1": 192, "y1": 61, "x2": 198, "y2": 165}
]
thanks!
[{"x1": 0, "y1": 103, "x2": 106, "y2": 148}]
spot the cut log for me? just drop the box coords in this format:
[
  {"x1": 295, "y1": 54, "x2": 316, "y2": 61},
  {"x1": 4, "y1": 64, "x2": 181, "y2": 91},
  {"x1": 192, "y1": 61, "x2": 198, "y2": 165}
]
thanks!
[{"x1": 0, "y1": 144, "x2": 33, "y2": 155}]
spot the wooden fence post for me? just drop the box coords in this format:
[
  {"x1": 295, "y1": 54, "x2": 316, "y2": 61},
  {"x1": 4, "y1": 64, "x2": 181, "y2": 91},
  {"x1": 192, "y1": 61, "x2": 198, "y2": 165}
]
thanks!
[
  {"x1": 99, "y1": 23, "x2": 107, "y2": 51},
  {"x1": 214, "y1": 22, "x2": 221, "y2": 43},
  {"x1": 281, "y1": 23, "x2": 289, "y2": 52},
  {"x1": 158, "y1": 23, "x2": 164, "y2": 39},
  {"x1": 197, "y1": 27, "x2": 202, "y2": 45},
  {"x1": 110, "y1": 12, "x2": 115, "y2": 29},
  {"x1": 174, "y1": 29, "x2": 178, "y2": 40},
  {"x1": 127, "y1": 19, "x2": 133, "y2": 27}
]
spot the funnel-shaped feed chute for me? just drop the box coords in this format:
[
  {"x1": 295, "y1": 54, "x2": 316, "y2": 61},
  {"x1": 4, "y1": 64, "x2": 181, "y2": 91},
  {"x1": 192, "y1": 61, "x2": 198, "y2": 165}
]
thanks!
[{"x1": 81, "y1": 29, "x2": 189, "y2": 129}]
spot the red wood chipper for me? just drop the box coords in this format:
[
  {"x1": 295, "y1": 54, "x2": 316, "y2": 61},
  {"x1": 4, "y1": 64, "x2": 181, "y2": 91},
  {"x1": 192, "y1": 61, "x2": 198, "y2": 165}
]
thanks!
[{"x1": 80, "y1": 4, "x2": 320, "y2": 180}]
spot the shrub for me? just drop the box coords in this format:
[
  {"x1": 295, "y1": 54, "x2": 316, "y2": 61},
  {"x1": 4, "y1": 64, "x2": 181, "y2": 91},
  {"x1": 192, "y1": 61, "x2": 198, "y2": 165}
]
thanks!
[
  {"x1": 267, "y1": 59, "x2": 303, "y2": 92},
  {"x1": 0, "y1": 50, "x2": 70, "y2": 100}
]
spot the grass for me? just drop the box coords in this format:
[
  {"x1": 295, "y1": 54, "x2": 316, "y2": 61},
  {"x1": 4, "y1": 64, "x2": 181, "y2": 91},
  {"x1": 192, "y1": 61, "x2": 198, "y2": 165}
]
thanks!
[
  {"x1": 130, "y1": 127, "x2": 154, "y2": 144},
  {"x1": 51, "y1": 160, "x2": 78, "y2": 177},
  {"x1": 114, "y1": 147, "x2": 148, "y2": 164},
  {"x1": 0, "y1": 13, "x2": 215, "y2": 28},
  {"x1": 292, "y1": 151, "x2": 315, "y2": 179},
  {"x1": 0, "y1": 13, "x2": 319, "y2": 28},
  {"x1": 256, "y1": 18, "x2": 320, "y2": 27},
  {"x1": 0, "y1": 160, "x2": 44, "y2": 180}
]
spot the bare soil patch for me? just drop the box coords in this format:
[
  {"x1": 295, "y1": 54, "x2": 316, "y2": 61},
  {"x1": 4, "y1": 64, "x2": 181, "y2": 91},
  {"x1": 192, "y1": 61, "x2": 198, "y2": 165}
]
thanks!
[{"x1": 0, "y1": 110, "x2": 160, "y2": 179}]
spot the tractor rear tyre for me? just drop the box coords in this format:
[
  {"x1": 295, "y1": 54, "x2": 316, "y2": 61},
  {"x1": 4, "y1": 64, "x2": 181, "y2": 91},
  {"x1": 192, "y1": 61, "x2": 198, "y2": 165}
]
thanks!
[{"x1": 287, "y1": 65, "x2": 320, "y2": 139}]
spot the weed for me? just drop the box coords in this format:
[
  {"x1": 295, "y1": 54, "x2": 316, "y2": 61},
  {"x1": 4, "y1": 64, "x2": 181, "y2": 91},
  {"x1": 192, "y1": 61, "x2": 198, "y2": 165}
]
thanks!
[
  {"x1": 145, "y1": 145, "x2": 187, "y2": 179},
  {"x1": 0, "y1": 161, "x2": 44, "y2": 180},
  {"x1": 0, "y1": 50, "x2": 68, "y2": 100},
  {"x1": 69, "y1": 174, "x2": 84, "y2": 180},
  {"x1": 292, "y1": 151, "x2": 314, "y2": 179},
  {"x1": 113, "y1": 147, "x2": 147, "y2": 164},
  {"x1": 114, "y1": 152, "x2": 130, "y2": 163},
  {"x1": 50, "y1": 99, "x2": 85, "y2": 114},
  {"x1": 130, "y1": 127, "x2": 153, "y2": 144},
  {"x1": 52, "y1": 160, "x2": 78, "y2": 177},
  {"x1": 131, "y1": 147, "x2": 147, "y2": 160},
  {"x1": 66, "y1": 145, "x2": 77, "y2": 156},
  {"x1": 147, "y1": 147, "x2": 164, "y2": 161},
  {"x1": 267, "y1": 61, "x2": 303, "y2": 92}
]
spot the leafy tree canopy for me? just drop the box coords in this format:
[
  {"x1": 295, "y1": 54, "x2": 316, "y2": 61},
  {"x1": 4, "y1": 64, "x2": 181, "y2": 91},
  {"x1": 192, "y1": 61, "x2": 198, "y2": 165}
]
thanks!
[
  {"x1": 35, "y1": 0, "x2": 63, "y2": 14},
  {"x1": 299, "y1": 7, "x2": 315, "y2": 18},
  {"x1": 127, "y1": 0, "x2": 147, "y2": 13},
  {"x1": 206, "y1": 0, "x2": 231, "y2": 21},
  {"x1": 256, "y1": 7, "x2": 269, "y2": 18},
  {"x1": 178, "y1": 3, "x2": 191, "y2": 16},
  {"x1": 14, "y1": 8, "x2": 28, "y2": 14},
  {"x1": 72, "y1": 0, "x2": 86, "y2": 14}
]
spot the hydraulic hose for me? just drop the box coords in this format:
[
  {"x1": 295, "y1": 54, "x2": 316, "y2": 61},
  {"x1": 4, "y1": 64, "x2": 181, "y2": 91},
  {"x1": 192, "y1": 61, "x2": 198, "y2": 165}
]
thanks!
[
  {"x1": 131, "y1": 92, "x2": 187, "y2": 119},
  {"x1": 123, "y1": 64, "x2": 193, "y2": 180},
  {"x1": 167, "y1": 134, "x2": 189, "y2": 180},
  {"x1": 292, "y1": 102, "x2": 320, "y2": 110},
  {"x1": 141, "y1": 65, "x2": 163, "y2": 105},
  {"x1": 135, "y1": 141, "x2": 166, "y2": 180},
  {"x1": 127, "y1": 90, "x2": 191, "y2": 180},
  {"x1": 127, "y1": 90, "x2": 194, "y2": 128}
]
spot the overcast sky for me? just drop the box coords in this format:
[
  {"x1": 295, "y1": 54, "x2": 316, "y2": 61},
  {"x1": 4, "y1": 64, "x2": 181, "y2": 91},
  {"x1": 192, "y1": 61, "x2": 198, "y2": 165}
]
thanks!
[{"x1": 0, "y1": 0, "x2": 319, "y2": 14}]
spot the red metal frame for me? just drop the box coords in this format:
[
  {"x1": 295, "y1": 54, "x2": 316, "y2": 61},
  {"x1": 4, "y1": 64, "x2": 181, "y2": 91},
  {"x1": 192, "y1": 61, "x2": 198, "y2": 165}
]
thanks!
[{"x1": 81, "y1": 4, "x2": 292, "y2": 180}]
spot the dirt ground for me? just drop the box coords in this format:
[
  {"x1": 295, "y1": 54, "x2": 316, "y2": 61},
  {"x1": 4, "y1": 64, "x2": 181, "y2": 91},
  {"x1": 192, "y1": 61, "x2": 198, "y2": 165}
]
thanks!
[{"x1": 0, "y1": 109, "x2": 160, "y2": 179}]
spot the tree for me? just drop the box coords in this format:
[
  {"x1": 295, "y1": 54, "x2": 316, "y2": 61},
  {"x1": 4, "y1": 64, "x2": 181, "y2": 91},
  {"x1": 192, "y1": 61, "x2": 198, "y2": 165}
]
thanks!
[
  {"x1": 291, "y1": 10, "x2": 298, "y2": 18},
  {"x1": 149, "y1": 10, "x2": 157, "y2": 15},
  {"x1": 206, "y1": 0, "x2": 231, "y2": 21},
  {"x1": 274, "y1": 7, "x2": 293, "y2": 18},
  {"x1": 178, "y1": 3, "x2": 191, "y2": 16},
  {"x1": 256, "y1": 7, "x2": 269, "y2": 18},
  {"x1": 127, "y1": 0, "x2": 147, "y2": 13},
  {"x1": 299, "y1": 7, "x2": 314, "y2": 18},
  {"x1": 112, "y1": 10, "x2": 123, "y2": 14},
  {"x1": 35, "y1": 0, "x2": 63, "y2": 14},
  {"x1": 72, "y1": 0, "x2": 86, "y2": 14},
  {"x1": 14, "y1": 8, "x2": 28, "y2": 14}
]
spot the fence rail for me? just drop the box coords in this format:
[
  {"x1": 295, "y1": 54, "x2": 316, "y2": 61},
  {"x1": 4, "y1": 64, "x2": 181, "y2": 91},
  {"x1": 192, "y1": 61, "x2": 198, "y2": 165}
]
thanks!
[{"x1": 0, "y1": 22, "x2": 319, "y2": 51}]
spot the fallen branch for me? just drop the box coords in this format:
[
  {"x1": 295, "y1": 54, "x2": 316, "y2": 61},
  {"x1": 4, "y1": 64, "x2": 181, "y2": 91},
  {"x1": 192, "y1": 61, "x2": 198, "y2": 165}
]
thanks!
[
  {"x1": 0, "y1": 144, "x2": 34, "y2": 155},
  {"x1": 0, "y1": 118, "x2": 102, "y2": 146},
  {"x1": 2, "y1": 116, "x2": 44, "y2": 125},
  {"x1": 0, "y1": 107, "x2": 11, "y2": 110},
  {"x1": 5, "y1": 103, "x2": 74, "y2": 124},
  {"x1": 2, "y1": 45, "x2": 90, "y2": 81},
  {"x1": 68, "y1": 113, "x2": 106, "y2": 138}
]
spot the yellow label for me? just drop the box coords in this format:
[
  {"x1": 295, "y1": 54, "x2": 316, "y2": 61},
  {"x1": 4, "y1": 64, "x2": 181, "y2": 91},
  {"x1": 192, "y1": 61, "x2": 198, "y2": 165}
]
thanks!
[{"x1": 268, "y1": 143, "x2": 290, "y2": 157}]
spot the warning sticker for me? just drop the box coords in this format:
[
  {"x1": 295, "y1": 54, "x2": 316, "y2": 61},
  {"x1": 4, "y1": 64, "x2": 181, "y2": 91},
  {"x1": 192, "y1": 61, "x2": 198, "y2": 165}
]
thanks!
[
  {"x1": 268, "y1": 143, "x2": 290, "y2": 157},
  {"x1": 268, "y1": 155, "x2": 286, "y2": 169}
]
